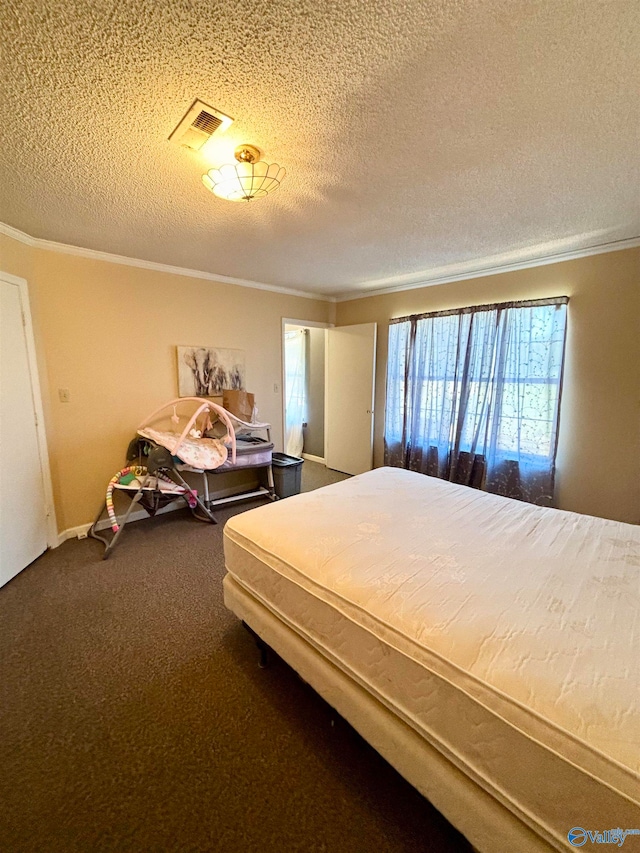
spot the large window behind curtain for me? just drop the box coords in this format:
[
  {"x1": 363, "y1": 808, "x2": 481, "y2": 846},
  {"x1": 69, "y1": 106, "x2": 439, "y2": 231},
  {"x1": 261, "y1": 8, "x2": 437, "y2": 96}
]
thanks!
[{"x1": 384, "y1": 297, "x2": 568, "y2": 505}]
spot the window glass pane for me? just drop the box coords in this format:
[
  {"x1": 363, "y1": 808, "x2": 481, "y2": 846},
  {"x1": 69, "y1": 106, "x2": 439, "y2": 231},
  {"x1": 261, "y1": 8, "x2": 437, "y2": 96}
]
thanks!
[{"x1": 385, "y1": 321, "x2": 410, "y2": 443}]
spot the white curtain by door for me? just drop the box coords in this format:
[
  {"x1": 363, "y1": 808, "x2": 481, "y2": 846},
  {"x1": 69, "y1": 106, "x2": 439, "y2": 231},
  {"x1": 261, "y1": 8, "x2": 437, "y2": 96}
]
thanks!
[{"x1": 284, "y1": 329, "x2": 307, "y2": 457}]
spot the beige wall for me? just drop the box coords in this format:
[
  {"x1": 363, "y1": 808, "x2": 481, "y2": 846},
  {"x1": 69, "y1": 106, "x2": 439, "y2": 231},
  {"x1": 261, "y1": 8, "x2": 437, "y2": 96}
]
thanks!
[
  {"x1": 0, "y1": 232, "x2": 333, "y2": 533},
  {"x1": 2, "y1": 229, "x2": 637, "y2": 530},
  {"x1": 0, "y1": 234, "x2": 33, "y2": 280},
  {"x1": 337, "y1": 248, "x2": 640, "y2": 524},
  {"x1": 305, "y1": 327, "x2": 326, "y2": 458}
]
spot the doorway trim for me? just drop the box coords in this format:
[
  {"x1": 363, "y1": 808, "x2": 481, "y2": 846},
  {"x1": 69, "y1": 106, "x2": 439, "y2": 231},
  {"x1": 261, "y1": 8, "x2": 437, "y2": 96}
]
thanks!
[
  {"x1": 281, "y1": 317, "x2": 332, "y2": 457},
  {"x1": 1, "y1": 270, "x2": 58, "y2": 548}
]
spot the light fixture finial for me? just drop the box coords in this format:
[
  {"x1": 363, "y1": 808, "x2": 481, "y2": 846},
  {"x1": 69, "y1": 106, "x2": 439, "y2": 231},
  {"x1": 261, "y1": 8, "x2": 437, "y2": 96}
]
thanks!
[{"x1": 234, "y1": 144, "x2": 261, "y2": 164}]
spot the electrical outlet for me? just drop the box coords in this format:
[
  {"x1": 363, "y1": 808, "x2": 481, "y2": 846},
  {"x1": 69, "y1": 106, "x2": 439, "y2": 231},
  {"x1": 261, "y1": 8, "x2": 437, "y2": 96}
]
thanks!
[
  {"x1": 58, "y1": 388, "x2": 71, "y2": 403},
  {"x1": 273, "y1": 383, "x2": 280, "y2": 393}
]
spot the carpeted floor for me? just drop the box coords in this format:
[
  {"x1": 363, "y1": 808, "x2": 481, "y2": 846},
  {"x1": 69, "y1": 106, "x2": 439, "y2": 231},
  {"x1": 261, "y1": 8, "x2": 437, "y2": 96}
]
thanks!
[{"x1": 0, "y1": 462, "x2": 471, "y2": 853}]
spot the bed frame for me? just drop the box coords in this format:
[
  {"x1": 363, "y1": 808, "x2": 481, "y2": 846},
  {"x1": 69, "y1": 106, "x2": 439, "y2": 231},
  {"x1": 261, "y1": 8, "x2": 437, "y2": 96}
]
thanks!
[{"x1": 224, "y1": 573, "x2": 555, "y2": 853}]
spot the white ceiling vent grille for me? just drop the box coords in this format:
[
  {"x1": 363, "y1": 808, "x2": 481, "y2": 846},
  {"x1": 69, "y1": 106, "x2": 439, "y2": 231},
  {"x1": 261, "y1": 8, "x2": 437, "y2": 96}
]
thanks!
[{"x1": 169, "y1": 99, "x2": 233, "y2": 151}]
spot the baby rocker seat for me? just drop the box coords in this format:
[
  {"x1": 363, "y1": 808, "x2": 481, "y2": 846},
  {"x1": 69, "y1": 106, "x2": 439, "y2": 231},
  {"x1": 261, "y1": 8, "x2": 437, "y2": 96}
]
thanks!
[{"x1": 89, "y1": 398, "x2": 236, "y2": 558}]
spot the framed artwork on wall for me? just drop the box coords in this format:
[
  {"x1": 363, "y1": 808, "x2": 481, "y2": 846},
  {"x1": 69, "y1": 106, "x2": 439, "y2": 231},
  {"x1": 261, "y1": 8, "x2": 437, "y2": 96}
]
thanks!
[{"x1": 177, "y1": 346, "x2": 245, "y2": 397}]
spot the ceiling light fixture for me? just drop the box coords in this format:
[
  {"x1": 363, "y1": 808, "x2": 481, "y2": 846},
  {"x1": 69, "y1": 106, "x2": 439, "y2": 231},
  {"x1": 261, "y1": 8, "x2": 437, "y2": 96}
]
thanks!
[{"x1": 202, "y1": 144, "x2": 285, "y2": 202}]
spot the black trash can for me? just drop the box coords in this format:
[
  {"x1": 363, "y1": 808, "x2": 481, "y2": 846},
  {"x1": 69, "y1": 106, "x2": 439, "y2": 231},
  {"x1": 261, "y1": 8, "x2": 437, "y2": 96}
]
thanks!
[{"x1": 272, "y1": 452, "x2": 304, "y2": 498}]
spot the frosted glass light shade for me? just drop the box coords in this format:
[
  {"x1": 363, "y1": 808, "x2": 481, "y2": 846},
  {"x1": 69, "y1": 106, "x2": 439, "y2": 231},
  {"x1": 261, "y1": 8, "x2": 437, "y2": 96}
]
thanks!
[{"x1": 202, "y1": 160, "x2": 286, "y2": 201}]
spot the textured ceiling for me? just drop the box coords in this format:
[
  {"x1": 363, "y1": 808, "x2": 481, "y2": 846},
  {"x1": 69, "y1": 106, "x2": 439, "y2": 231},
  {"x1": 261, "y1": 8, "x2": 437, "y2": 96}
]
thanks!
[{"x1": 1, "y1": 0, "x2": 638, "y2": 297}]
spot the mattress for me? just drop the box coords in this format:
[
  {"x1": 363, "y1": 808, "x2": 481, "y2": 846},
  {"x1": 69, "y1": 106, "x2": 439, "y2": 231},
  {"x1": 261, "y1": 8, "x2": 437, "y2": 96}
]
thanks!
[{"x1": 223, "y1": 467, "x2": 640, "y2": 849}]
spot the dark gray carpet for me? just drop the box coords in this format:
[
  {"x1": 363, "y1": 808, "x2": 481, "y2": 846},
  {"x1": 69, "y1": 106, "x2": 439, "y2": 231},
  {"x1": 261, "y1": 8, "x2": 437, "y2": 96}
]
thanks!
[
  {"x1": 0, "y1": 463, "x2": 471, "y2": 853},
  {"x1": 301, "y1": 459, "x2": 351, "y2": 491}
]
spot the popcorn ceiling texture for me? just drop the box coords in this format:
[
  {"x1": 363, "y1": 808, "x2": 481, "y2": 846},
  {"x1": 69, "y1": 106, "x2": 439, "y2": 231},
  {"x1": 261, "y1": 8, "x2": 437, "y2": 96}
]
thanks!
[{"x1": 0, "y1": 0, "x2": 638, "y2": 296}]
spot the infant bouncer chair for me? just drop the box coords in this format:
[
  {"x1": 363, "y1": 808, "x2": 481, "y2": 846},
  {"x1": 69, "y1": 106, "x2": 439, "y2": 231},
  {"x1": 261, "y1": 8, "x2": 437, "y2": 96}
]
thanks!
[{"x1": 89, "y1": 398, "x2": 238, "y2": 558}]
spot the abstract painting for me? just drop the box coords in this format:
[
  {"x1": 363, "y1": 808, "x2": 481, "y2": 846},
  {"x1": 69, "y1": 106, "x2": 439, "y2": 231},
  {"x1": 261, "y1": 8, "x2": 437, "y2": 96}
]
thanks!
[{"x1": 177, "y1": 346, "x2": 245, "y2": 397}]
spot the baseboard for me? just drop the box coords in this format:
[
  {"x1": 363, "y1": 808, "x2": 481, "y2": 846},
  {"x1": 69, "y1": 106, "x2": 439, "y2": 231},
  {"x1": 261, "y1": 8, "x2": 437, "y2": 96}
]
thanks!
[
  {"x1": 55, "y1": 478, "x2": 263, "y2": 545},
  {"x1": 302, "y1": 453, "x2": 326, "y2": 465},
  {"x1": 57, "y1": 524, "x2": 92, "y2": 546}
]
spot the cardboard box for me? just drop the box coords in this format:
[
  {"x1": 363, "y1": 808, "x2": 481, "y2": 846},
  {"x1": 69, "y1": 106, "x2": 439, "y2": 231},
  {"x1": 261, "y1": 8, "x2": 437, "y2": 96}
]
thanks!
[{"x1": 223, "y1": 389, "x2": 255, "y2": 422}]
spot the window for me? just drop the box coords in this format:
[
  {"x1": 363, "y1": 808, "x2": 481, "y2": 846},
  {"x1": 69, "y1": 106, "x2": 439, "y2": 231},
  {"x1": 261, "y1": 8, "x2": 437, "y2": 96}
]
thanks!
[{"x1": 384, "y1": 298, "x2": 568, "y2": 505}]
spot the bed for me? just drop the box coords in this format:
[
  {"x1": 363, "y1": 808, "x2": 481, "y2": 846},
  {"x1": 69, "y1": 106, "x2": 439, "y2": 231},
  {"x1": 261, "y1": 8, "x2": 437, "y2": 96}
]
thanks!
[{"x1": 222, "y1": 467, "x2": 640, "y2": 852}]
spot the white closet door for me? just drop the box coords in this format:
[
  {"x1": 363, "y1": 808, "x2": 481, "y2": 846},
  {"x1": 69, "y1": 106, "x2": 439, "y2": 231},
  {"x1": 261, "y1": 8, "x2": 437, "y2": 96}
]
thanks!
[
  {"x1": 325, "y1": 323, "x2": 377, "y2": 476},
  {"x1": 0, "y1": 278, "x2": 48, "y2": 587}
]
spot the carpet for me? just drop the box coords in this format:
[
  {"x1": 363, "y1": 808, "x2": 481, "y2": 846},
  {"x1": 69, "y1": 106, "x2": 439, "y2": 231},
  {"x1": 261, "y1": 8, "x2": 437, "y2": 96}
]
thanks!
[{"x1": 0, "y1": 463, "x2": 471, "y2": 852}]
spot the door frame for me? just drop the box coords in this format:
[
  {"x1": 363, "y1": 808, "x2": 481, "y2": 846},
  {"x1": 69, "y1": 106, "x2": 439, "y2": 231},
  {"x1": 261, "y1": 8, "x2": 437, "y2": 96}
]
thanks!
[
  {"x1": 281, "y1": 317, "x2": 332, "y2": 456},
  {"x1": 1, "y1": 270, "x2": 58, "y2": 548}
]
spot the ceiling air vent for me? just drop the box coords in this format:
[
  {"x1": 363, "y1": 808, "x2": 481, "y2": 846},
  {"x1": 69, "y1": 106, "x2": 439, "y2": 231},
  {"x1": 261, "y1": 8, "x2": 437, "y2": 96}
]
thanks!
[{"x1": 169, "y1": 99, "x2": 233, "y2": 151}]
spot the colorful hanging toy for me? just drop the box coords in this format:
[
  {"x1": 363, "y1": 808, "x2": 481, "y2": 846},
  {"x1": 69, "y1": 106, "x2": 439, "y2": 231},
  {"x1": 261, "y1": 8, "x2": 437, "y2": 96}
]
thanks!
[{"x1": 105, "y1": 466, "x2": 197, "y2": 533}]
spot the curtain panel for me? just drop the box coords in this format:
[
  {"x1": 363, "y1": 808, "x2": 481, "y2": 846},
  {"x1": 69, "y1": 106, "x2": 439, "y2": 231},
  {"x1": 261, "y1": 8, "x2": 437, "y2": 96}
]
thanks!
[
  {"x1": 284, "y1": 329, "x2": 307, "y2": 457},
  {"x1": 384, "y1": 297, "x2": 568, "y2": 506}
]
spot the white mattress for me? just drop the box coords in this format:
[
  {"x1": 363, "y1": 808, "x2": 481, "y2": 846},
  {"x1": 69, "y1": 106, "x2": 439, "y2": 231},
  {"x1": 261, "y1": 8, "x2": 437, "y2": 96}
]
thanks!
[{"x1": 223, "y1": 467, "x2": 640, "y2": 848}]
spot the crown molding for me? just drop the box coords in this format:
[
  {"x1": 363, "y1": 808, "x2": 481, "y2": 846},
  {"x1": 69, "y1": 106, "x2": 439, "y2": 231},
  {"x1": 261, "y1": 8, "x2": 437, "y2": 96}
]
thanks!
[
  {"x1": 0, "y1": 221, "x2": 37, "y2": 246},
  {"x1": 0, "y1": 221, "x2": 335, "y2": 303},
  {"x1": 334, "y1": 235, "x2": 640, "y2": 302},
  {"x1": 2, "y1": 220, "x2": 637, "y2": 304}
]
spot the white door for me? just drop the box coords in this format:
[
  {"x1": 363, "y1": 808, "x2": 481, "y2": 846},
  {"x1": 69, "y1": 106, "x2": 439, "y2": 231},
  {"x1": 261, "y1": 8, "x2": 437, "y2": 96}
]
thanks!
[
  {"x1": 0, "y1": 277, "x2": 49, "y2": 587},
  {"x1": 325, "y1": 323, "x2": 377, "y2": 475}
]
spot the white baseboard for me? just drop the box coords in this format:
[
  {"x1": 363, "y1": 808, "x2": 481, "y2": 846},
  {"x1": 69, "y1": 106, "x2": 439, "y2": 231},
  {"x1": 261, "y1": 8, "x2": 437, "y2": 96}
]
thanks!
[
  {"x1": 57, "y1": 523, "x2": 92, "y2": 546},
  {"x1": 94, "y1": 503, "x2": 182, "y2": 533},
  {"x1": 302, "y1": 453, "x2": 326, "y2": 465},
  {"x1": 56, "y1": 503, "x2": 184, "y2": 545},
  {"x1": 55, "y1": 478, "x2": 264, "y2": 545}
]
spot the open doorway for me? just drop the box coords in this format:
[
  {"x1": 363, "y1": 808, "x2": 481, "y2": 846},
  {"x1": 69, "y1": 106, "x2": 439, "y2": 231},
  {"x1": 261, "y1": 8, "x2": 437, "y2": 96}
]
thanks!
[
  {"x1": 282, "y1": 318, "x2": 377, "y2": 478},
  {"x1": 282, "y1": 319, "x2": 329, "y2": 462}
]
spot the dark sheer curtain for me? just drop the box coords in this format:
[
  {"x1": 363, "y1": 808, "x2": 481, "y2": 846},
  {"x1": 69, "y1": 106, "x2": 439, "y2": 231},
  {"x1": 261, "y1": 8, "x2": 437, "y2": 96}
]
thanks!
[{"x1": 384, "y1": 298, "x2": 568, "y2": 505}]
